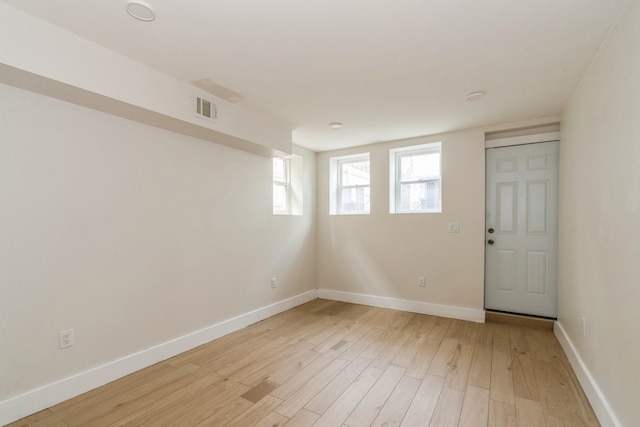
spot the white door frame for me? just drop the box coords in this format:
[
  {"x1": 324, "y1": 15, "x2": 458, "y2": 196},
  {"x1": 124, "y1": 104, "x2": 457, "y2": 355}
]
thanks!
[{"x1": 485, "y1": 131, "x2": 560, "y2": 149}]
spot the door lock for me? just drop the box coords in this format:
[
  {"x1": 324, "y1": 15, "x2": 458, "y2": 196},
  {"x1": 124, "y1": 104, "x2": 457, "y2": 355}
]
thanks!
[{"x1": 488, "y1": 228, "x2": 494, "y2": 234}]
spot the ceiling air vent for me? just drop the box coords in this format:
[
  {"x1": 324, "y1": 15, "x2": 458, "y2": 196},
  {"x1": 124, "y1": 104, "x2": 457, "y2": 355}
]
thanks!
[{"x1": 194, "y1": 95, "x2": 218, "y2": 121}]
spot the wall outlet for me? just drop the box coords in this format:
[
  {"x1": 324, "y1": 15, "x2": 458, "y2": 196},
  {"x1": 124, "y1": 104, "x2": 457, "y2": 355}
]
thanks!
[
  {"x1": 418, "y1": 276, "x2": 426, "y2": 287},
  {"x1": 59, "y1": 328, "x2": 74, "y2": 349},
  {"x1": 581, "y1": 317, "x2": 586, "y2": 337},
  {"x1": 448, "y1": 223, "x2": 460, "y2": 233},
  {"x1": 271, "y1": 277, "x2": 277, "y2": 288}
]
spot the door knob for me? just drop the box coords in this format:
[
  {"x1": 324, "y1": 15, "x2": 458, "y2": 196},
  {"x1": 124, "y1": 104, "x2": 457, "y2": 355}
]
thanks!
[
  {"x1": 488, "y1": 228, "x2": 494, "y2": 234},
  {"x1": 487, "y1": 239, "x2": 495, "y2": 245}
]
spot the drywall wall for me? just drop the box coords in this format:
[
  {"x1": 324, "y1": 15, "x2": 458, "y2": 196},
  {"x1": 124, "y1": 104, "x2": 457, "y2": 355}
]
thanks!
[
  {"x1": 316, "y1": 129, "x2": 486, "y2": 315},
  {"x1": 0, "y1": 83, "x2": 316, "y2": 404},
  {"x1": 558, "y1": 0, "x2": 640, "y2": 425}
]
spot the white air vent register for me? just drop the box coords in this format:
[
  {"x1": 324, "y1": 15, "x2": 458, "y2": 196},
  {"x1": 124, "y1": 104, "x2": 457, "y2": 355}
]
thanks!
[{"x1": 194, "y1": 95, "x2": 218, "y2": 121}]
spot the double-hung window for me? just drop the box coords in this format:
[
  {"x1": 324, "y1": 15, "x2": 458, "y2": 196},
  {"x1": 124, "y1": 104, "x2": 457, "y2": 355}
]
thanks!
[
  {"x1": 390, "y1": 142, "x2": 442, "y2": 213},
  {"x1": 273, "y1": 157, "x2": 290, "y2": 215},
  {"x1": 330, "y1": 153, "x2": 370, "y2": 215}
]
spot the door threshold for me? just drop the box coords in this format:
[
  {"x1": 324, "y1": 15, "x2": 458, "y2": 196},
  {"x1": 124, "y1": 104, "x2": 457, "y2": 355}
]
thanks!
[{"x1": 485, "y1": 310, "x2": 555, "y2": 330}]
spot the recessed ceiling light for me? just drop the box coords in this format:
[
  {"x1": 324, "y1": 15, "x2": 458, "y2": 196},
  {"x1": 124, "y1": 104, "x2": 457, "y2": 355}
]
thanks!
[
  {"x1": 126, "y1": 0, "x2": 155, "y2": 22},
  {"x1": 466, "y1": 91, "x2": 486, "y2": 101},
  {"x1": 329, "y1": 122, "x2": 343, "y2": 129}
]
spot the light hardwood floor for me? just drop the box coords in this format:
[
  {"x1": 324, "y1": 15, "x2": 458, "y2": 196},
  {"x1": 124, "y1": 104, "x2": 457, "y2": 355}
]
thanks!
[{"x1": 8, "y1": 300, "x2": 599, "y2": 427}]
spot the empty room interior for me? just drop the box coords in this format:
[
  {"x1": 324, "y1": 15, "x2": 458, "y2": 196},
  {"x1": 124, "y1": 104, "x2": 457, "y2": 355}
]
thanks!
[{"x1": 1, "y1": 0, "x2": 639, "y2": 426}]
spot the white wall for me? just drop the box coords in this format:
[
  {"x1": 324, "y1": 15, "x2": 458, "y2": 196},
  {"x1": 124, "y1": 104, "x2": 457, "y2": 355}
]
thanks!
[
  {"x1": 316, "y1": 129, "x2": 486, "y2": 316},
  {"x1": 558, "y1": 0, "x2": 640, "y2": 425},
  {"x1": 0, "y1": 83, "x2": 316, "y2": 403},
  {"x1": 0, "y1": 2, "x2": 293, "y2": 157}
]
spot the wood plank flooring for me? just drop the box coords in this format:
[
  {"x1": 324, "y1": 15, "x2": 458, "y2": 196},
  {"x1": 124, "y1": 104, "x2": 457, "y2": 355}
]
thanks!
[{"x1": 7, "y1": 300, "x2": 599, "y2": 427}]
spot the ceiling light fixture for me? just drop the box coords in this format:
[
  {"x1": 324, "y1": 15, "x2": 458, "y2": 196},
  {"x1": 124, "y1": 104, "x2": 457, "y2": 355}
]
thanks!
[
  {"x1": 126, "y1": 0, "x2": 156, "y2": 22},
  {"x1": 466, "y1": 91, "x2": 486, "y2": 101},
  {"x1": 329, "y1": 122, "x2": 343, "y2": 129}
]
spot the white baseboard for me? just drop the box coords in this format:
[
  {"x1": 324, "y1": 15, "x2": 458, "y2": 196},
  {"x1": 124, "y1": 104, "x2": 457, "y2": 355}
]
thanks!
[
  {"x1": 0, "y1": 289, "x2": 317, "y2": 426},
  {"x1": 317, "y1": 288, "x2": 485, "y2": 323},
  {"x1": 553, "y1": 321, "x2": 620, "y2": 427}
]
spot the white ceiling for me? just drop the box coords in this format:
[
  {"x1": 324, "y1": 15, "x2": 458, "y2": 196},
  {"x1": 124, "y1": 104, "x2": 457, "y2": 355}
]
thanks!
[{"x1": 1, "y1": 0, "x2": 630, "y2": 151}]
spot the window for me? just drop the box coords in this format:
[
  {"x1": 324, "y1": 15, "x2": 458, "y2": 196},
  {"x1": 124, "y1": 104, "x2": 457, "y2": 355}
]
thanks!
[
  {"x1": 273, "y1": 156, "x2": 303, "y2": 215},
  {"x1": 273, "y1": 157, "x2": 290, "y2": 215},
  {"x1": 390, "y1": 142, "x2": 441, "y2": 213},
  {"x1": 330, "y1": 153, "x2": 370, "y2": 215}
]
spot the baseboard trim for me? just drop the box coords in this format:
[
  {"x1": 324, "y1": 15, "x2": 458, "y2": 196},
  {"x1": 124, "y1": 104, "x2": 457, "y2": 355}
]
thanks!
[
  {"x1": 0, "y1": 289, "x2": 318, "y2": 426},
  {"x1": 317, "y1": 288, "x2": 485, "y2": 323},
  {"x1": 553, "y1": 321, "x2": 620, "y2": 427}
]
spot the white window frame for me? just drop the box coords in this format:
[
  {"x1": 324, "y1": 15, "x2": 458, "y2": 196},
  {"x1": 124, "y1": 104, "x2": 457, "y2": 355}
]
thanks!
[
  {"x1": 273, "y1": 157, "x2": 290, "y2": 215},
  {"x1": 330, "y1": 153, "x2": 370, "y2": 215},
  {"x1": 390, "y1": 142, "x2": 442, "y2": 214}
]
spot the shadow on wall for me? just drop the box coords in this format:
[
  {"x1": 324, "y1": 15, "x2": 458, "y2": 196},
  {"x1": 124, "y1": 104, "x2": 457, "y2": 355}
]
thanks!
[{"x1": 327, "y1": 219, "x2": 393, "y2": 295}]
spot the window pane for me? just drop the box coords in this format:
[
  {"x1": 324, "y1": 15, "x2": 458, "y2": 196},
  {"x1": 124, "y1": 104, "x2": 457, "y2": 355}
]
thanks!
[
  {"x1": 400, "y1": 152, "x2": 440, "y2": 181},
  {"x1": 341, "y1": 187, "x2": 370, "y2": 213},
  {"x1": 399, "y1": 181, "x2": 440, "y2": 211},
  {"x1": 273, "y1": 183, "x2": 288, "y2": 213},
  {"x1": 341, "y1": 161, "x2": 370, "y2": 186},
  {"x1": 273, "y1": 158, "x2": 286, "y2": 182}
]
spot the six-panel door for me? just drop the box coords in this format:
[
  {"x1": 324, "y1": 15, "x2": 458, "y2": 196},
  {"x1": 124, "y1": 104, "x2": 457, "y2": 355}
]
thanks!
[{"x1": 485, "y1": 141, "x2": 559, "y2": 318}]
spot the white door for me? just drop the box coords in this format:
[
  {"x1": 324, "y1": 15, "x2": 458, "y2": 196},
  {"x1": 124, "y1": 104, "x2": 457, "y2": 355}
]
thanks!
[{"x1": 485, "y1": 141, "x2": 559, "y2": 318}]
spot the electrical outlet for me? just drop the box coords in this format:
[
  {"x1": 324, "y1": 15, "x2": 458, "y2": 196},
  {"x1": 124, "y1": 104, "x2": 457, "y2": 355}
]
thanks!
[
  {"x1": 418, "y1": 276, "x2": 426, "y2": 287},
  {"x1": 271, "y1": 277, "x2": 277, "y2": 288},
  {"x1": 448, "y1": 223, "x2": 460, "y2": 233},
  {"x1": 59, "y1": 328, "x2": 74, "y2": 349},
  {"x1": 581, "y1": 317, "x2": 586, "y2": 337}
]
